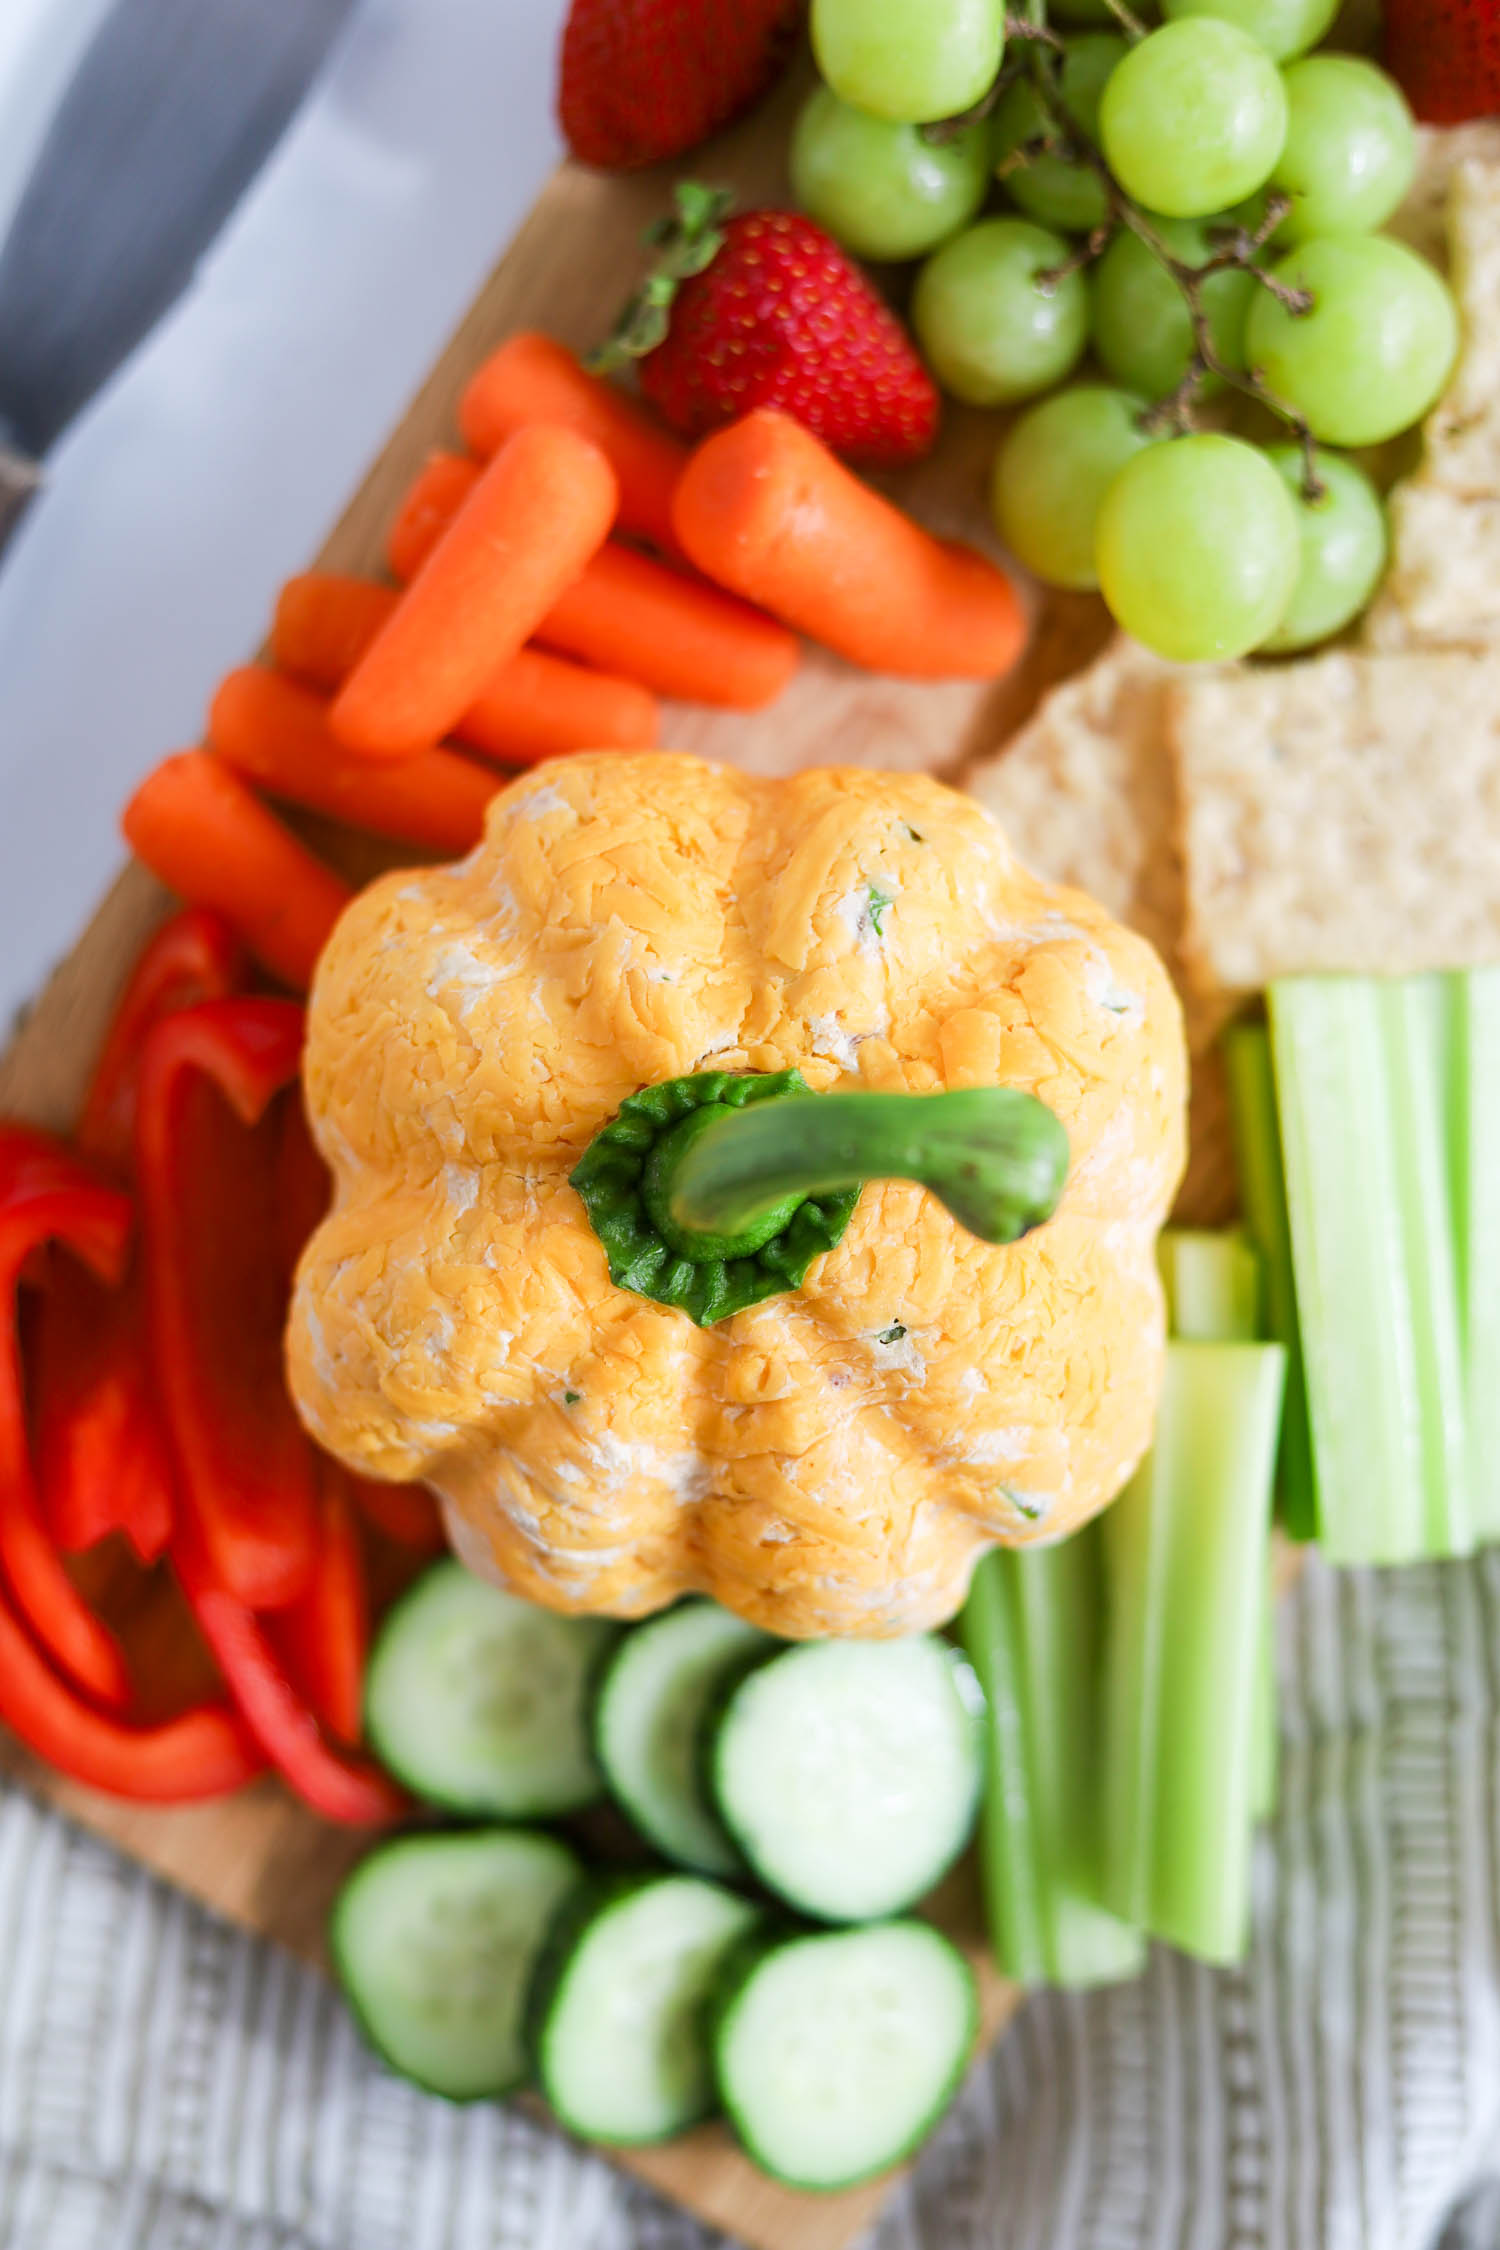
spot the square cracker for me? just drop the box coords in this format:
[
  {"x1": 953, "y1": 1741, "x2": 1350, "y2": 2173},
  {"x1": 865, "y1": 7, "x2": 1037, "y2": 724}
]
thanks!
[
  {"x1": 964, "y1": 639, "x2": 1241, "y2": 1222},
  {"x1": 1419, "y1": 153, "x2": 1500, "y2": 497},
  {"x1": 1363, "y1": 152, "x2": 1500, "y2": 650},
  {"x1": 964, "y1": 637, "x2": 1184, "y2": 969},
  {"x1": 1173, "y1": 649, "x2": 1500, "y2": 991},
  {"x1": 1362, "y1": 484, "x2": 1500, "y2": 651},
  {"x1": 1386, "y1": 122, "x2": 1500, "y2": 267}
]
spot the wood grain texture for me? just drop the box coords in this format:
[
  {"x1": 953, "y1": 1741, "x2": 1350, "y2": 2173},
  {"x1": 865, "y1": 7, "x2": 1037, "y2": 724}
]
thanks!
[{"x1": 0, "y1": 64, "x2": 1232, "y2": 2250}]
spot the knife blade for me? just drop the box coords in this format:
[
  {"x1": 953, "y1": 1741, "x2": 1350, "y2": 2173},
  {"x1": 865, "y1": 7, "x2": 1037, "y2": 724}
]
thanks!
[{"x1": 0, "y1": 0, "x2": 359, "y2": 555}]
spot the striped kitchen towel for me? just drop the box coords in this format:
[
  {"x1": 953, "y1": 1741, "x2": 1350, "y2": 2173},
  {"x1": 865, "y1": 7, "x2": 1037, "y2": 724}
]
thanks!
[{"x1": 2, "y1": 1548, "x2": 1500, "y2": 2250}]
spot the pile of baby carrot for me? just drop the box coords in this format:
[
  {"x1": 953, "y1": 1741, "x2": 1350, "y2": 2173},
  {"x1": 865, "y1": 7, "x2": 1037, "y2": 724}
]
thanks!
[{"x1": 122, "y1": 332, "x2": 1026, "y2": 991}]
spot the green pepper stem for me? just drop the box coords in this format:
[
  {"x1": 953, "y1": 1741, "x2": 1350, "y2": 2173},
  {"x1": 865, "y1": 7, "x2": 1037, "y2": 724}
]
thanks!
[{"x1": 662, "y1": 1088, "x2": 1070, "y2": 1253}]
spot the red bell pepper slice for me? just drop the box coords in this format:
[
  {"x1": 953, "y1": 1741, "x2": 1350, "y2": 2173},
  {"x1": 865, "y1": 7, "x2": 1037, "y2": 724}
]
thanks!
[
  {"x1": 349, "y1": 1474, "x2": 447, "y2": 1554},
  {"x1": 136, "y1": 998, "x2": 321, "y2": 1611},
  {"x1": 267, "y1": 1461, "x2": 368, "y2": 1746},
  {"x1": 77, "y1": 907, "x2": 249, "y2": 1174},
  {"x1": 173, "y1": 1519, "x2": 404, "y2": 1826},
  {"x1": 0, "y1": 1129, "x2": 135, "y2": 1707},
  {"x1": 34, "y1": 1260, "x2": 173, "y2": 1562},
  {"x1": 35, "y1": 908, "x2": 247, "y2": 1564},
  {"x1": 269, "y1": 1088, "x2": 334, "y2": 1285},
  {"x1": 0, "y1": 1578, "x2": 263, "y2": 1800},
  {"x1": 259, "y1": 1093, "x2": 377, "y2": 1743}
]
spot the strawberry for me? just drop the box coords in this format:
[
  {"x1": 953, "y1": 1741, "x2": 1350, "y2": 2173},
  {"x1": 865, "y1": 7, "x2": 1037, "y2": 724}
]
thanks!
[
  {"x1": 558, "y1": 0, "x2": 803, "y2": 171},
  {"x1": 1384, "y1": 0, "x2": 1500, "y2": 124},
  {"x1": 596, "y1": 187, "x2": 939, "y2": 467}
]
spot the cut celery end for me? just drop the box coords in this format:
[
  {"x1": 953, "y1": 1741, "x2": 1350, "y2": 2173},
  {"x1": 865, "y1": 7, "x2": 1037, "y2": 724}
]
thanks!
[
  {"x1": 1454, "y1": 966, "x2": 1500, "y2": 1542},
  {"x1": 1102, "y1": 1341, "x2": 1285, "y2": 1965},
  {"x1": 1158, "y1": 1228, "x2": 1262, "y2": 1344},
  {"x1": 1223, "y1": 1022, "x2": 1318, "y2": 1541},
  {"x1": 959, "y1": 1540, "x2": 1145, "y2": 1991},
  {"x1": 1268, "y1": 978, "x2": 1470, "y2": 1565}
]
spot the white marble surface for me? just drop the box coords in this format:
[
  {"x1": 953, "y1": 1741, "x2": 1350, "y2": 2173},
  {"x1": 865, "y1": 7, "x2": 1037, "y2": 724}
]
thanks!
[{"x1": 0, "y1": 0, "x2": 569, "y2": 1029}]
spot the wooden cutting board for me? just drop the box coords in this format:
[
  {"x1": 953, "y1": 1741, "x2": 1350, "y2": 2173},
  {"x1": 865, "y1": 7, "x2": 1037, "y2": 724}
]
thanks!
[{"x1": 0, "y1": 61, "x2": 1225, "y2": 2250}]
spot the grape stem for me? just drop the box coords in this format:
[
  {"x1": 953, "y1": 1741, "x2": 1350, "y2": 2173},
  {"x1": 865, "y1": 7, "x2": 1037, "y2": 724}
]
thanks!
[
  {"x1": 924, "y1": 74, "x2": 1017, "y2": 137},
  {"x1": 982, "y1": 21, "x2": 1327, "y2": 500},
  {"x1": 1094, "y1": 0, "x2": 1148, "y2": 38},
  {"x1": 1033, "y1": 216, "x2": 1115, "y2": 291},
  {"x1": 927, "y1": 13, "x2": 1062, "y2": 137},
  {"x1": 1116, "y1": 204, "x2": 1325, "y2": 498},
  {"x1": 1004, "y1": 12, "x2": 1066, "y2": 48}
]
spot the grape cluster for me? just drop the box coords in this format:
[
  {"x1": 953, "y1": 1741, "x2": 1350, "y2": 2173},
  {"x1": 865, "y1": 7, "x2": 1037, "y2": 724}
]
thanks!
[{"x1": 795, "y1": 0, "x2": 1459, "y2": 663}]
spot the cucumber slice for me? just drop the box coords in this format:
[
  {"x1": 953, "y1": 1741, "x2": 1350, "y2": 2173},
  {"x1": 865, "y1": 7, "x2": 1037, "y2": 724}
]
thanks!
[
  {"x1": 364, "y1": 1559, "x2": 614, "y2": 1816},
  {"x1": 714, "y1": 1921, "x2": 977, "y2": 2191},
  {"x1": 331, "y1": 1829, "x2": 580, "y2": 2101},
  {"x1": 711, "y1": 1636, "x2": 983, "y2": 1922},
  {"x1": 531, "y1": 1872, "x2": 761, "y2": 2144},
  {"x1": 593, "y1": 1601, "x2": 772, "y2": 1875}
]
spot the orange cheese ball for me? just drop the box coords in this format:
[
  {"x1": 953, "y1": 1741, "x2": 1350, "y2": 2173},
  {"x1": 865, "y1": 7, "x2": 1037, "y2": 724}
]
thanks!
[{"x1": 288, "y1": 754, "x2": 1187, "y2": 1638}]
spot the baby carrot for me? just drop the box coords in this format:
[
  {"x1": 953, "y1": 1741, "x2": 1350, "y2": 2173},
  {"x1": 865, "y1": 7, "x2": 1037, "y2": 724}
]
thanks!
[
  {"x1": 460, "y1": 645, "x2": 660, "y2": 761},
  {"x1": 384, "y1": 462, "x2": 797, "y2": 712},
  {"x1": 459, "y1": 331, "x2": 688, "y2": 560},
  {"x1": 272, "y1": 574, "x2": 395, "y2": 690},
  {"x1": 386, "y1": 451, "x2": 480, "y2": 584},
  {"x1": 331, "y1": 423, "x2": 618, "y2": 761},
  {"x1": 123, "y1": 752, "x2": 352, "y2": 990},
  {"x1": 672, "y1": 409, "x2": 1028, "y2": 680},
  {"x1": 272, "y1": 573, "x2": 661, "y2": 761},
  {"x1": 538, "y1": 543, "x2": 798, "y2": 709},
  {"x1": 209, "y1": 668, "x2": 496, "y2": 854}
]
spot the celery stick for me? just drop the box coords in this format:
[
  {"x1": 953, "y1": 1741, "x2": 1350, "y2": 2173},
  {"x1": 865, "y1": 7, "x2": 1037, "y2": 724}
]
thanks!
[
  {"x1": 1159, "y1": 1225, "x2": 1281, "y2": 1826},
  {"x1": 1269, "y1": 979, "x2": 1434, "y2": 1563},
  {"x1": 1158, "y1": 1228, "x2": 1262, "y2": 1343},
  {"x1": 960, "y1": 1539, "x2": 1145, "y2": 1990},
  {"x1": 1379, "y1": 975, "x2": 1471, "y2": 1556},
  {"x1": 1101, "y1": 1341, "x2": 1286, "y2": 1964},
  {"x1": 1453, "y1": 966, "x2": 1500, "y2": 1541},
  {"x1": 1249, "y1": 1569, "x2": 1278, "y2": 1825},
  {"x1": 1223, "y1": 1022, "x2": 1318, "y2": 1540}
]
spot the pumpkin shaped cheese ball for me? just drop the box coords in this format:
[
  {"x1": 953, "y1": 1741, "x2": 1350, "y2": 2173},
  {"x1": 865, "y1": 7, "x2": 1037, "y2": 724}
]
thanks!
[{"x1": 287, "y1": 755, "x2": 1186, "y2": 1638}]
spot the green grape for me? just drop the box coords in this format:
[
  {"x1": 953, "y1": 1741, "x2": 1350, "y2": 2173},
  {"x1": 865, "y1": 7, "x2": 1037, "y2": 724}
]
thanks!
[
  {"x1": 912, "y1": 217, "x2": 1091, "y2": 405},
  {"x1": 1260, "y1": 446, "x2": 1388, "y2": 651},
  {"x1": 1099, "y1": 19, "x2": 1288, "y2": 217},
  {"x1": 1094, "y1": 433, "x2": 1300, "y2": 661},
  {"x1": 790, "y1": 88, "x2": 990, "y2": 260},
  {"x1": 1091, "y1": 218, "x2": 1255, "y2": 398},
  {"x1": 1053, "y1": 0, "x2": 1126, "y2": 19},
  {"x1": 1245, "y1": 234, "x2": 1459, "y2": 447},
  {"x1": 811, "y1": 0, "x2": 1006, "y2": 126},
  {"x1": 1160, "y1": 0, "x2": 1338, "y2": 62},
  {"x1": 1270, "y1": 57, "x2": 1416, "y2": 242},
  {"x1": 993, "y1": 37, "x2": 1125, "y2": 236},
  {"x1": 992, "y1": 385, "x2": 1158, "y2": 590}
]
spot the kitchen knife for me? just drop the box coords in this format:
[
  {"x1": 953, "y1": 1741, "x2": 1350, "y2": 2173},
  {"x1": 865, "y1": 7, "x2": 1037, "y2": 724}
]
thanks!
[{"x1": 0, "y1": 0, "x2": 359, "y2": 560}]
